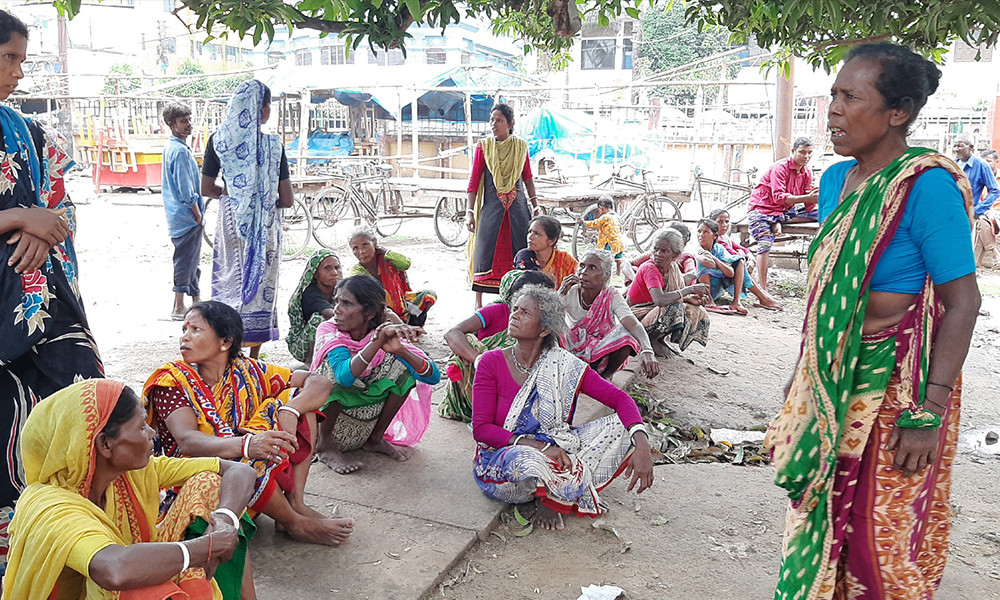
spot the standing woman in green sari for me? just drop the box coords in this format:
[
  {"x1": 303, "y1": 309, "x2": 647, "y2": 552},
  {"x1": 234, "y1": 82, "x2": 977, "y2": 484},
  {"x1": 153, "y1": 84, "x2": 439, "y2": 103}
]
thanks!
[
  {"x1": 767, "y1": 43, "x2": 981, "y2": 600},
  {"x1": 466, "y1": 104, "x2": 541, "y2": 308}
]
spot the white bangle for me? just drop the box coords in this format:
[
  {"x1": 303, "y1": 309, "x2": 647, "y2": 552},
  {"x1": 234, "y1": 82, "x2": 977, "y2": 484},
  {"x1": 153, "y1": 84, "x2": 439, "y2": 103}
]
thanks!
[
  {"x1": 241, "y1": 434, "x2": 252, "y2": 459},
  {"x1": 277, "y1": 405, "x2": 302, "y2": 419},
  {"x1": 540, "y1": 442, "x2": 551, "y2": 452},
  {"x1": 213, "y1": 507, "x2": 241, "y2": 530},
  {"x1": 356, "y1": 352, "x2": 372, "y2": 366},
  {"x1": 628, "y1": 423, "x2": 647, "y2": 439},
  {"x1": 640, "y1": 349, "x2": 655, "y2": 356},
  {"x1": 174, "y1": 541, "x2": 190, "y2": 572},
  {"x1": 512, "y1": 434, "x2": 526, "y2": 447}
]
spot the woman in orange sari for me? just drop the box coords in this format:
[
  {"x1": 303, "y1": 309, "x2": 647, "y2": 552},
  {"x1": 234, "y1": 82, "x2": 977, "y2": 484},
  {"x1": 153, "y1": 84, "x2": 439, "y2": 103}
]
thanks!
[
  {"x1": 513, "y1": 215, "x2": 577, "y2": 290},
  {"x1": 2, "y1": 379, "x2": 256, "y2": 600}
]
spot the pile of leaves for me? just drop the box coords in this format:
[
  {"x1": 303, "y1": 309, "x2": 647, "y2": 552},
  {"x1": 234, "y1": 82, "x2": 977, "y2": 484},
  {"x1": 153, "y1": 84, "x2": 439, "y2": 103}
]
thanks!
[{"x1": 630, "y1": 383, "x2": 770, "y2": 467}]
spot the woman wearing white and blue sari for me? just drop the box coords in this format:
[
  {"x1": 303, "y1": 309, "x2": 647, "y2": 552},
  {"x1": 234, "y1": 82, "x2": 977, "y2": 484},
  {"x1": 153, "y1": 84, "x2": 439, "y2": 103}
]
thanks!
[{"x1": 201, "y1": 80, "x2": 293, "y2": 358}]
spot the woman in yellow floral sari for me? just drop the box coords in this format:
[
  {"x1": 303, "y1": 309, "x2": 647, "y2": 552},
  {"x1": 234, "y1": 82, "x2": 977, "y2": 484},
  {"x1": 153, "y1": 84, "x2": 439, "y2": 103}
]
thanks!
[
  {"x1": 2, "y1": 379, "x2": 256, "y2": 600},
  {"x1": 145, "y1": 301, "x2": 354, "y2": 547},
  {"x1": 767, "y1": 44, "x2": 981, "y2": 600}
]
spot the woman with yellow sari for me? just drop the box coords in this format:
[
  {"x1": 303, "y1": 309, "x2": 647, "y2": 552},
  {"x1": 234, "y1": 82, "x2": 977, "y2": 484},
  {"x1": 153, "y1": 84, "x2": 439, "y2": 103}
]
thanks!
[
  {"x1": 144, "y1": 301, "x2": 354, "y2": 547},
  {"x1": 2, "y1": 379, "x2": 256, "y2": 600},
  {"x1": 466, "y1": 103, "x2": 540, "y2": 308},
  {"x1": 767, "y1": 44, "x2": 981, "y2": 600}
]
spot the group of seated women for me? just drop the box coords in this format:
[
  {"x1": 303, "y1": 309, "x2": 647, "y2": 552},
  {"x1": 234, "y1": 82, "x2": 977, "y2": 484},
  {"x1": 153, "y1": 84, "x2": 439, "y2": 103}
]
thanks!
[{"x1": 6, "y1": 220, "x2": 723, "y2": 597}]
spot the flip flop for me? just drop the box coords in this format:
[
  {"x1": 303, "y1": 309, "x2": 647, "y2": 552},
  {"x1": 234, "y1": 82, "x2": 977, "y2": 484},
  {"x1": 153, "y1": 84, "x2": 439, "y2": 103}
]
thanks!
[
  {"x1": 170, "y1": 311, "x2": 186, "y2": 321},
  {"x1": 706, "y1": 305, "x2": 737, "y2": 315},
  {"x1": 757, "y1": 304, "x2": 784, "y2": 312}
]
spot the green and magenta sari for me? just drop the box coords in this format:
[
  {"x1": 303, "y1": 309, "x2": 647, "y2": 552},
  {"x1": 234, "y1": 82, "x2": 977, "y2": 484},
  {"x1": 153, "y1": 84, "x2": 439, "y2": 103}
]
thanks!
[{"x1": 767, "y1": 149, "x2": 972, "y2": 600}]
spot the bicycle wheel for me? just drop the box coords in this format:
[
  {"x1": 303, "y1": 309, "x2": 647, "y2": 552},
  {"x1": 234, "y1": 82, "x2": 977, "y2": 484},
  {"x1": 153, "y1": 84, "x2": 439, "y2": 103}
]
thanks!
[
  {"x1": 630, "y1": 196, "x2": 682, "y2": 253},
  {"x1": 281, "y1": 195, "x2": 313, "y2": 260},
  {"x1": 434, "y1": 196, "x2": 469, "y2": 248},
  {"x1": 312, "y1": 185, "x2": 361, "y2": 250},
  {"x1": 571, "y1": 204, "x2": 602, "y2": 259},
  {"x1": 201, "y1": 197, "x2": 217, "y2": 248},
  {"x1": 374, "y1": 187, "x2": 404, "y2": 237}
]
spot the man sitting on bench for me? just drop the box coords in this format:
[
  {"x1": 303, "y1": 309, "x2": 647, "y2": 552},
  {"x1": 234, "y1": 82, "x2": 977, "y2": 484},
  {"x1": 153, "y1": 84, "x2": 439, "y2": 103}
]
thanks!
[{"x1": 746, "y1": 137, "x2": 819, "y2": 292}]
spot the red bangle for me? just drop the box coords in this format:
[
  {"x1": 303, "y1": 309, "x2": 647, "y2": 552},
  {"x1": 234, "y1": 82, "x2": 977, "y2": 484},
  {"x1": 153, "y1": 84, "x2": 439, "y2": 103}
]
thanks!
[{"x1": 207, "y1": 533, "x2": 213, "y2": 563}]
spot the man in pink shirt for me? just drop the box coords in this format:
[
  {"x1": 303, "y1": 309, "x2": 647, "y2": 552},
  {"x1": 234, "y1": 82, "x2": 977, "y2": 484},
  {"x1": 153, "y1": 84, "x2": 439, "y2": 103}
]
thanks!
[{"x1": 746, "y1": 137, "x2": 819, "y2": 291}]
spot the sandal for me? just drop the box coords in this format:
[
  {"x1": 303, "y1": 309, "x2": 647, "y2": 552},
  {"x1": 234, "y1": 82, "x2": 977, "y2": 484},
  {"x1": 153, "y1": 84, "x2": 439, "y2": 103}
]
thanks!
[{"x1": 706, "y1": 305, "x2": 737, "y2": 315}]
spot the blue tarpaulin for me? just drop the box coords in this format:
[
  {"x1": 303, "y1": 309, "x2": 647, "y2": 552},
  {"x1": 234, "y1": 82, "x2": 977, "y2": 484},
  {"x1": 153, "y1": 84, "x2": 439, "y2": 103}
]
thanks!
[
  {"x1": 520, "y1": 107, "x2": 646, "y2": 165},
  {"x1": 286, "y1": 129, "x2": 355, "y2": 164}
]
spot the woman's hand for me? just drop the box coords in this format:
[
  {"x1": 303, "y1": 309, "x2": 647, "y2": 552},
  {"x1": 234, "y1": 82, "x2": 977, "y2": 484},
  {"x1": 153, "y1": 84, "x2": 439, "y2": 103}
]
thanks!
[
  {"x1": 558, "y1": 273, "x2": 578, "y2": 296},
  {"x1": 275, "y1": 410, "x2": 299, "y2": 442},
  {"x1": 247, "y1": 430, "x2": 296, "y2": 463},
  {"x1": 542, "y1": 445, "x2": 573, "y2": 471},
  {"x1": 379, "y1": 324, "x2": 425, "y2": 354},
  {"x1": 624, "y1": 435, "x2": 654, "y2": 493},
  {"x1": 639, "y1": 352, "x2": 659, "y2": 378},
  {"x1": 886, "y1": 425, "x2": 939, "y2": 477},
  {"x1": 687, "y1": 283, "x2": 710, "y2": 299},
  {"x1": 205, "y1": 513, "x2": 239, "y2": 564},
  {"x1": 465, "y1": 212, "x2": 476, "y2": 233},
  {"x1": 7, "y1": 231, "x2": 53, "y2": 273},
  {"x1": 16, "y1": 206, "x2": 70, "y2": 245}
]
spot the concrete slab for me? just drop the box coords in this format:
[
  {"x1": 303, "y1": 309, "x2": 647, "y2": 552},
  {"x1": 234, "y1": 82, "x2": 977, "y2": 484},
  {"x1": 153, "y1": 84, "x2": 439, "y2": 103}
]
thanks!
[
  {"x1": 251, "y1": 499, "x2": 479, "y2": 600},
  {"x1": 300, "y1": 412, "x2": 504, "y2": 532}
]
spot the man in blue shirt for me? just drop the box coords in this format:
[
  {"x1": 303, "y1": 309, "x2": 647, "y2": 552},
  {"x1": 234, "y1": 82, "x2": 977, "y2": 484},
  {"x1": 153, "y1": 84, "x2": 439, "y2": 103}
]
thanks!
[{"x1": 161, "y1": 103, "x2": 204, "y2": 319}]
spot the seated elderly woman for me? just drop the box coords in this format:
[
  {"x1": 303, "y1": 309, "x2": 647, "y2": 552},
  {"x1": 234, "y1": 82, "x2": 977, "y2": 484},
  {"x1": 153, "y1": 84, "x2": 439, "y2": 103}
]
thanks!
[
  {"x1": 312, "y1": 275, "x2": 440, "y2": 474},
  {"x1": 4, "y1": 379, "x2": 257, "y2": 600},
  {"x1": 145, "y1": 300, "x2": 354, "y2": 547},
  {"x1": 623, "y1": 222, "x2": 697, "y2": 288},
  {"x1": 472, "y1": 285, "x2": 654, "y2": 531},
  {"x1": 286, "y1": 249, "x2": 342, "y2": 364},
  {"x1": 440, "y1": 269, "x2": 554, "y2": 422},
  {"x1": 626, "y1": 229, "x2": 712, "y2": 357},
  {"x1": 513, "y1": 215, "x2": 578, "y2": 289},
  {"x1": 349, "y1": 228, "x2": 436, "y2": 327},
  {"x1": 560, "y1": 249, "x2": 659, "y2": 380},
  {"x1": 694, "y1": 218, "x2": 782, "y2": 315}
]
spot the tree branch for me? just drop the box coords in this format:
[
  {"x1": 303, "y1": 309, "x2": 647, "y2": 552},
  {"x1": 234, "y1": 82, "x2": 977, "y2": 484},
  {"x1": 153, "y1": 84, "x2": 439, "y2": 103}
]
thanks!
[{"x1": 809, "y1": 32, "x2": 893, "y2": 51}]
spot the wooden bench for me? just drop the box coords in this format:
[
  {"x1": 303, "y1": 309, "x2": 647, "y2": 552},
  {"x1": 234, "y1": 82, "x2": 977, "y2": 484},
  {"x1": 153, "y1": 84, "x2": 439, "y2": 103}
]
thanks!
[{"x1": 733, "y1": 221, "x2": 820, "y2": 270}]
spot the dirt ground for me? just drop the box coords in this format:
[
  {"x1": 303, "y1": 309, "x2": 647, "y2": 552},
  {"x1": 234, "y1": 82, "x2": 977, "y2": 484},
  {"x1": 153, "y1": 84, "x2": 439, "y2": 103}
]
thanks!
[{"x1": 70, "y1": 175, "x2": 1000, "y2": 600}]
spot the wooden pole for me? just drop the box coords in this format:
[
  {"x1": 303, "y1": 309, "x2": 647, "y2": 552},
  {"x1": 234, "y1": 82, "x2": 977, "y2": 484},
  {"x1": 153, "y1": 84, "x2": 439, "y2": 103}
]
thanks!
[
  {"x1": 411, "y1": 88, "x2": 419, "y2": 176},
  {"x1": 297, "y1": 91, "x2": 309, "y2": 177},
  {"x1": 465, "y1": 91, "x2": 473, "y2": 174},
  {"x1": 775, "y1": 57, "x2": 795, "y2": 160}
]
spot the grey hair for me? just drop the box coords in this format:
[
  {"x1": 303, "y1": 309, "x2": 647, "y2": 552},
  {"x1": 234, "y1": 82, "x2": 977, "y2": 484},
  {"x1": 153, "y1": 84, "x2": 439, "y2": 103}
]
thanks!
[
  {"x1": 348, "y1": 226, "x2": 377, "y2": 246},
  {"x1": 954, "y1": 133, "x2": 974, "y2": 146},
  {"x1": 653, "y1": 228, "x2": 684, "y2": 254},
  {"x1": 162, "y1": 102, "x2": 191, "y2": 126},
  {"x1": 511, "y1": 284, "x2": 567, "y2": 349},
  {"x1": 579, "y1": 249, "x2": 614, "y2": 283}
]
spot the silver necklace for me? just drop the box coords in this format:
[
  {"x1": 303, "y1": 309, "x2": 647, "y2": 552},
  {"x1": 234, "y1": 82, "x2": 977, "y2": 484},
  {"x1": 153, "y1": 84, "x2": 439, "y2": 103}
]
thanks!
[
  {"x1": 510, "y1": 345, "x2": 534, "y2": 375},
  {"x1": 578, "y1": 288, "x2": 593, "y2": 309}
]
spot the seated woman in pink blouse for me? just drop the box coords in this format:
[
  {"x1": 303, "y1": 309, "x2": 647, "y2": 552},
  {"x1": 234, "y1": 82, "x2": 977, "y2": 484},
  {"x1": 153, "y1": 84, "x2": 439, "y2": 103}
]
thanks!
[
  {"x1": 439, "y1": 270, "x2": 554, "y2": 422},
  {"x1": 471, "y1": 285, "x2": 654, "y2": 531}
]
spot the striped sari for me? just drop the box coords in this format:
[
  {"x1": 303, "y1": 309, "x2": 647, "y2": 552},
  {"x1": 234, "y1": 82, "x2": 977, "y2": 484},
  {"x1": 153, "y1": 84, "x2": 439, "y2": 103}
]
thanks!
[{"x1": 766, "y1": 149, "x2": 972, "y2": 600}]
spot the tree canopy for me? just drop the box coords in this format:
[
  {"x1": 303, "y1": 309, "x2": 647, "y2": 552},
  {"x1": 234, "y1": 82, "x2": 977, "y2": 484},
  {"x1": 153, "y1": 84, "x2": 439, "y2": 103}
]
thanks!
[
  {"x1": 684, "y1": 0, "x2": 1000, "y2": 70},
  {"x1": 48, "y1": 0, "x2": 1000, "y2": 70}
]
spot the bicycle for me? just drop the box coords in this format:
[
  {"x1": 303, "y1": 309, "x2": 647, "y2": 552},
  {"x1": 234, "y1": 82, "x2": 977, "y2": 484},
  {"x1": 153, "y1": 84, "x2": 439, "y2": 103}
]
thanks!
[
  {"x1": 433, "y1": 195, "x2": 469, "y2": 248},
  {"x1": 690, "y1": 166, "x2": 758, "y2": 220},
  {"x1": 310, "y1": 161, "x2": 404, "y2": 250},
  {"x1": 201, "y1": 194, "x2": 314, "y2": 261},
  {"x1": 572, "y1": 164, "x2": 682, "y2": 257}
]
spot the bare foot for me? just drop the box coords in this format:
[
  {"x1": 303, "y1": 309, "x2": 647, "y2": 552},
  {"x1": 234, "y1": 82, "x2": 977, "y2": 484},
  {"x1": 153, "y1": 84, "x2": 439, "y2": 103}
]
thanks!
[
  {"x1": 533, "y1": 499, "x2": 565, "y2": 531},
  {"x1": 287, "y1": 494, "x2": 329, "y2": 520},
  {"x1": 758, "y1": 294, "x2": 784, "y2": 310},
  {"x1": 286, "y1": 516, "x2": 355, "y2": 546},
  {"x1": 650, "y1": 339, "x2": 672, "y2": 359},
  {"x1": 362, "y1": 438, "x2": 410, "y2": 461},
  {"x1": 730, "y1": 300, "x2": 749, "y2": 315},
  {"x1": 317, "y1": 447, "x2": 362, "y2": 474}
]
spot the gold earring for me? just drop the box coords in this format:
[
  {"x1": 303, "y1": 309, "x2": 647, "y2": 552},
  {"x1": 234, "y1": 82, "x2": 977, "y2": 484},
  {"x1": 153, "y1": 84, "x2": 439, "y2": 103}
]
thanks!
[{"x1": 221, "y1": 346, "x2": 227, "y2": 352}]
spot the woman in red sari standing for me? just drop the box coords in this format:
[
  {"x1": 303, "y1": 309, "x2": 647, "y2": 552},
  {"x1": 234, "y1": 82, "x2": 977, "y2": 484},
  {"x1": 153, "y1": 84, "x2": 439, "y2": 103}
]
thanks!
[{"x1": 466, "y1": 104, "x2": 540, "y2": 308}]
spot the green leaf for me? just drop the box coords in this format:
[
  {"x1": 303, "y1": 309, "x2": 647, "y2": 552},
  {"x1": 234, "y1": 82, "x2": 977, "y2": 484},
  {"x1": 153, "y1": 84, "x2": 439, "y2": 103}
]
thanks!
[
  {"x1": 513, "y1": 506, "x2": 530, "y2": 526},
  {"x1": 405, "y1": 0, "x2": 422, "y2": 20},
  {"x1": 514, "y1": 523, "x2": 534, "y2": 537}
]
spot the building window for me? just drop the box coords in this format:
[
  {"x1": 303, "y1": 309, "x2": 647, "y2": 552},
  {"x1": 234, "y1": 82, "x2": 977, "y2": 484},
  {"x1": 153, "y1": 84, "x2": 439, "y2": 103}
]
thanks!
[
  {"x1": 387, "y1": 49, "x2": 405, "y2": 66},
  {"x1": 581, "y1": 39, "x2": 616, "y2": 70},
  {"x1": 163, "y1": 37, "x2": 176, "y2": 54},
  {"x1": 226, "y1": 45, "x2": 239, "y2": 61},
  {"x1": 206, "y1": 43, "x2": 218, "y2": 61},
  {"x1": 953, "y1": 40, "x2": 993, "y2": 62},
  {"x1": 367, "y1": 49, "x2": 404, "y2": 66},
  {"x1": 427, "y1": 49, "x2": 446, "y2": 65},
  {"x1": 295, "y1": 49, "x2": 312, "y2": 66},
  {"x1": 460, "y1": 51, "x2": 471, "y2": 65},
  {"x1": 321, "y1": 45, "x2": 353, "y2": 65},
  {"x1": 622, "y1": 38, "x2": 633, "y2": 69},
  {"x1": 163, "y1": 0, "x2": 174, "y2": 11},
  {"x1": 581, "y1": 21, "x2": 618, "y2": 38}
]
